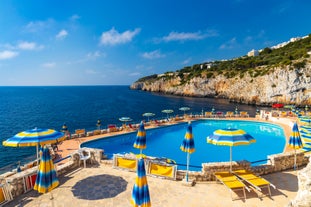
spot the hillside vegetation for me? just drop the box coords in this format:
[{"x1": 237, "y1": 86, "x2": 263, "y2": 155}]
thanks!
[{"x1": 136, "y1": 34, "x2": 311, "y2": 85}]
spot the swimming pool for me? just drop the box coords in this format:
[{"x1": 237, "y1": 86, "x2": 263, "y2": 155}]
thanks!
[{"x1": 82, "y1": 120, "x2": 286, "y2": 170}]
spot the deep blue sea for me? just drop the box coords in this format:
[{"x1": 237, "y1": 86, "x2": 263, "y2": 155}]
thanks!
[{"x1": 0, "y1": 85, "x2": 263, "y2": 172}]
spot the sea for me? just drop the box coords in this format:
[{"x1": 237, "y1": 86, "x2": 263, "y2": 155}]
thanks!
[{"x1": 0, "y1": 85, "x2": 264, "y2": 173}]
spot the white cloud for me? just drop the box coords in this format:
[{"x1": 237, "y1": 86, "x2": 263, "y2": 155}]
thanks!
[
  {"x1": 23, "y1": 19, "x2": 54, "y2": 33},
  {"x1": 142, "y1": 50, "x2": 165, "y2": 59},
  {"x1": 42, "y1": 62, "x2": 56, "y2": 68},
  {"x1": 100, "y1": 28, "x2": 141, "y2": 46},
  {"x1": 86, "y1": 51, "x2": 104, "y2": 59},
  {"x1": 220, "y1": 38, "x2": 237, "y2": 49},
  {"x1": 162, "y1": 30, "x2": 217, "y2": 42},
  {"x1": 18, "y1": 41, "x2": 43, "y2": 50},
  {"x1": 182, "y1": 58, "x2": 192, "y2": 65},
  {"x1": 0, "y1": 50, "x2": 19, "y2": 60},
  {"x1": 56, "y1": 29, "x2": 68, "y2": 39}
]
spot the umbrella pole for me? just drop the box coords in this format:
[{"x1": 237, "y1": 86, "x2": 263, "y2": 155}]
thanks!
[
  {"x1": 230, "y1": 146, "x2": 232, "y2": 172},
  {"x1": 186, "y1": 152, "x2": 190, "y2": 182},
  {"x1": 294, "y1": 149, "x2": 297, "y2": 170},
  {"x1": 36, "y1": 145, "x2": 39, "y2": 167}
]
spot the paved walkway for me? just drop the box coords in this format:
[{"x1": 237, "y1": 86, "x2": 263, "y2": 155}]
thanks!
[{"x1": 6, "y1": 163, "x2": 299, "y2": 207}]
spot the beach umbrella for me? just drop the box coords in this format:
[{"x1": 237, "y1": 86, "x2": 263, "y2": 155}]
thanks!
[
  {"x1": 180, "y1": 122, "x2": 195, "y2": 182},
  {"x1": 179, "y1": 107, "x2": 190, "y2": 116},
  {"x1": 2, "y1": 128, "x2": 65, "y2": 165},
  {"x1": 131, "y1": 158, "x2": 151, "y2": 207},
  {"x1": 207, "y1": 128, "x2": 255, "y2": 172},
  {"x1": 161, "y1": 109, "x2": 174, "y2": 119},
  {"x1": 33, "y1": 145, "x2": 59, "y2": 199},
  {"x1": 299, "y1": 116, "x2": 311, "y2": 125},
  {"x1": 284, "y1": 105, "x2": 295, "y2": 109},
  {"x1": 302, "y1": 143, "x2": 311, "y2": 152},
  {"x1": 142, "y1": 113, "x2": 155, "y2": 122},
  {"x1": 133, "y1": 121, "x2": 146, "y2": 155},
  {"x1": 119, "y1": 117, "x2": 132, "y2": 122},
  {"x1": 288, "y1": 122, "x2": 303, "y2": 170},
  {"x1": 300, "y1": 125, "x2": 311, "y2": 132},
  {"x1": 272, "y1": 103, "x2": 284, "y2": 109},
  {"x1": 119, "y1": 117, "x2": 133, "y2": 128}
]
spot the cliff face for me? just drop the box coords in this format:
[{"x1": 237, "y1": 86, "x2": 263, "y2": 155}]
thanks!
[{"x1": 131, "y1": 65, "x2": 311, "y2": 106}]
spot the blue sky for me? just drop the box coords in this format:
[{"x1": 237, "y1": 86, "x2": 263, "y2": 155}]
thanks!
[{"x1": 0, "y1": 0, "x2": 311, "y2": 86}]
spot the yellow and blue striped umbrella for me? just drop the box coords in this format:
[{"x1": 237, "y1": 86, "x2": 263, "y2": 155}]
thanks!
[
  {"x1": 2, "y1": 128, "x2": 65, "y2": 165},
  {"x1": 207, "y1": 128, "x2": 255, "y2": 171},
  {"x1": 299, "y1": 116, "x2": 311, "y2": 125},
  {"x1": 33, "y1": 146, "x2": 59, "y2": 194},
  {"x1": 131, "y1": 158, "x2": 151, "y2": 207},
  {"x1": 180, "y1": 122, "x2": 195, "y2": 182},
  {"x1": 133, "y1": 122, "x2": 146, "y2": 154},
  {"x1": 289, "y1": 122, "x2": 303, "y2": 149},
  {"x1": 2, "y1": 128, "x2": 65, "y2": 147},
  {"x1": 288, "y1": 122, "x2": 303, "y2": 169},
  {"x1": 180, "y1": 122, "x2": 195, "y2": 153}
]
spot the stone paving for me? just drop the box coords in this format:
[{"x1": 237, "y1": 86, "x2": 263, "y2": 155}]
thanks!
[{"x1": 5, "y1": 163, "x2": 299, "y2": 207}]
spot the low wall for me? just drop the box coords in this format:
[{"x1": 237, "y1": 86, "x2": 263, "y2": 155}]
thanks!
[
  {"x1": 177, "y1": 151, "x2": 310, "y2": 182},
  {"x1": 2, "y1": 148, "x2": 309, "y2": 200}
]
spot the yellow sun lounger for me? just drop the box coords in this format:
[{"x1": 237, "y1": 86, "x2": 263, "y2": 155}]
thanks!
[
  {"x1": 214, "y1": 171, "x2": 249, "y2": 200},
  {"x1": 113, "y1": 154, "x2": 137, "y2": 172},
  {"x1": 147, "y1": 161, "x2": 177, "y2": 180},
  {"x1": 233, "y1": 169, "x2": 276, "y2": 197}
]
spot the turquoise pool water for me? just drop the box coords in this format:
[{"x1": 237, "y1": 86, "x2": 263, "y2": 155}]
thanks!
[{"x1": 82, "y1": 120, "x2": 286, "y2": 170}]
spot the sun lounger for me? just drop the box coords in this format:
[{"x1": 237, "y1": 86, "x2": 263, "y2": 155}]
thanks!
[
  {"x1": 214, "y1": 171, "x2": 249, "y2": 200},
  {"x1": 107, "y1": 124, "x2": 118, "y2": 132},
  {"x1": 129, "y1": 124, "x2": 137, "y2": 130},
  {"x1": 233, "y1": 169, "x2": 276, "y2": 197},
  {"x1": 205, "y1": 112, "x2": 214, "y2": 118},
  {"x1": 113, "y1": 154, "x2": 137, "y2": 172},
  {"x1": 154, "y1": 120, "x2": 162, "y2": 125},
  {"x1": 146, "y1": 160, "x2": 177, "y2": 180},
  {"x1": 225, "y1": 111, "x2": 234, "y2": 118},
  {"x1": 75, "y1": 129, "x2": 86, "y2": 137},
  {"x1": 0, "y1": 178, "x2": 13, "y2": 205},
  {"x1": 240, "y1": 111, "x2": 249, "y2": 117}
]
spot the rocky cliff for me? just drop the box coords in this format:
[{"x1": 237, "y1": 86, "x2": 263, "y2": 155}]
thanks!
[{"x1": 131, "y1": 65, "x2": 311, "y2": 106}]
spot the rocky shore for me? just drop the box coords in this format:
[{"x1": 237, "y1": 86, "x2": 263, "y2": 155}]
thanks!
[{"x1": 131, "y1": 66, "x2": 311, "y2": 106}]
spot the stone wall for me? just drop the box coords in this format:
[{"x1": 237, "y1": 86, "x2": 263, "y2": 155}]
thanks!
[
  {"x1": 0, "y1": 147, "x2": 103, "y2": 199},
  {"x1": 176, "y1": 151, "x2": 310, "y2": 182}
]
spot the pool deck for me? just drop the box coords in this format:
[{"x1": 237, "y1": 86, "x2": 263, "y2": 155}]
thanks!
[{"x1": 5, "y1": 117, "x2": 301, "y2": 207}]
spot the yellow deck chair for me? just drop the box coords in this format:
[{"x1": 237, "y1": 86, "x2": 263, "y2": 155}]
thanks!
[
  {"x1": 233, "y1": 169, "x2": 276, "y2": 197},
  {"x1": 214, "y1": 171, "x2": 249, "y2": 200},
  {"x1": 147, "y1": 161, "x2": 177, "y2": 180},
  {"x1": 113, "y1": 154, "x2": 137, "y2": 172}
]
